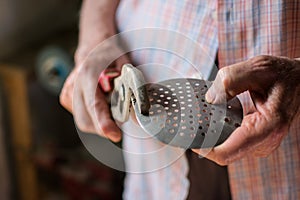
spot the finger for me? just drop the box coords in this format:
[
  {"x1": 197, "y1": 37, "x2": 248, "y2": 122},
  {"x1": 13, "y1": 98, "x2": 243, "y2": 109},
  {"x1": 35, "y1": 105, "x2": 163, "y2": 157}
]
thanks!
[
  {"x1": 60, "y1": 70, "x2": 77, "y2": 113},
  {"x1": 206, "y1": 55, "x2": 278, "y2": 104},
  {"x1": 72, "y1": 83, "x2": 97, "y2": 134},
  {"x1": 195, "y1": 112, "x2": 271, "y2": 166},
  {"x1": 94, "y1": 87, "x2": 122, "y2": 142},
  {"x1": 83, "y1": 80, "x2": 122, "y2": 142},
  {"x1": 60, "y1": 67, "x2": 99, "y2": 133},
  {"x1": 73, "y1": 101, "x2": 97, "y2": 134},
  {"x1": 77, "y1": 54, "x2": 124, "y2": 142}
]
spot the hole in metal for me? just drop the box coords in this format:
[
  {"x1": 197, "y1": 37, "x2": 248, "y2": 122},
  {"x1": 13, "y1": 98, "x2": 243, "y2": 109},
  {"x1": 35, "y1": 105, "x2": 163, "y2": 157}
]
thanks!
[
  {"x1": 234, "y1": 123, "x2": 241, "y2": 128},
  {"x1": 224, "y1": 117, "x2": 230, "y2": 123}
]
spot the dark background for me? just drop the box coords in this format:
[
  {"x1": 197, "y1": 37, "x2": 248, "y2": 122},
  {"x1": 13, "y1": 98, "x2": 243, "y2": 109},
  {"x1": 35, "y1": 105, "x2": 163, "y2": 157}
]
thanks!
[{"x1": 0, "y1": 1, "x2": 124, "y2": 199}]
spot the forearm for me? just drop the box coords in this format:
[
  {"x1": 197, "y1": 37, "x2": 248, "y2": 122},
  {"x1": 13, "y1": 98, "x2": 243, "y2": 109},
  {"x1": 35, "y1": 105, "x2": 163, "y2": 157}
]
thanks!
[{"x1": 75, "y1": 0, "x2": 120, "y2": 64}]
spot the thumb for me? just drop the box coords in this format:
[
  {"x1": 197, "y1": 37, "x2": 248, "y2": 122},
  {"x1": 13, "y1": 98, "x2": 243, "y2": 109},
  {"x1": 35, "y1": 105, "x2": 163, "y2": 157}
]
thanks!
[{"x1": 206, "y1": 56, "x2": 277, "y2": 104}]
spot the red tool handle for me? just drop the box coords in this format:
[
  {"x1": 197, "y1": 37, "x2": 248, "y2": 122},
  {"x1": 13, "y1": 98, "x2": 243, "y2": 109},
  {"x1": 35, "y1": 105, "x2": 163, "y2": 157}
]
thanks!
[{"x1": 98, "y1": 68, "x2": 120, "y2": 92}]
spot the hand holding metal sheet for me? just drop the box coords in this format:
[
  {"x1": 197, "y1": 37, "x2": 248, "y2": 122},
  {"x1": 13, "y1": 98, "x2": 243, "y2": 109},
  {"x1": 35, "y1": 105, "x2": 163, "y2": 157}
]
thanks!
[
  {"x1": 193, "y1": 55, "x2": 300, "y2": 165},
  {"x1": 111, "y1": 64, "x2": 243, "y2": 149}
]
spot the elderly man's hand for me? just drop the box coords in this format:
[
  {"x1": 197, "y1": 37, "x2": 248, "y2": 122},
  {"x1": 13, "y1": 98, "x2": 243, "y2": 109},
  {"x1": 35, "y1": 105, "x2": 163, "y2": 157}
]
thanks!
[
  {"x1": 60, "y1": 41, "x2": 129, "y2": 142},
  {"x1": 193, "y1": 55, "x2": 300, "y2": 165}
]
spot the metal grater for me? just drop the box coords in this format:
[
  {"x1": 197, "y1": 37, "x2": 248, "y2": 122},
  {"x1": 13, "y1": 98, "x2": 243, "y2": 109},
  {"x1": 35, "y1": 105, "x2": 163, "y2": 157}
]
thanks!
[{"x1": 110, "y1": 64, "x2": 243, "y2": 149}]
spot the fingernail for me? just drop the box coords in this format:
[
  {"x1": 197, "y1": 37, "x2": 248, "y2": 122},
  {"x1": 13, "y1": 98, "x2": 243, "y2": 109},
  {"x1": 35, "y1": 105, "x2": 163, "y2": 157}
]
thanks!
[{"x1": 205, "y1": 90, "x2": 214, "y2": 103}]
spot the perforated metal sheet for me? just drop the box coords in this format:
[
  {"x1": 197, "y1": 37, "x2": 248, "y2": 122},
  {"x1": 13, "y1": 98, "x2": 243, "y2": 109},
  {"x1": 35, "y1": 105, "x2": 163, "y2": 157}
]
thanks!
[{"x1": 134, "y1": 78, "x2": 243, "y2": 149}]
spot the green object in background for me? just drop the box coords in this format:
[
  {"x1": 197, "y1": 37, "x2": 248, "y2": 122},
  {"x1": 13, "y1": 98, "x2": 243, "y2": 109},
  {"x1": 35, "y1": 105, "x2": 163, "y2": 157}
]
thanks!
[{"x1": 36, "y1": 46, "x2": 73, "y2": 95}]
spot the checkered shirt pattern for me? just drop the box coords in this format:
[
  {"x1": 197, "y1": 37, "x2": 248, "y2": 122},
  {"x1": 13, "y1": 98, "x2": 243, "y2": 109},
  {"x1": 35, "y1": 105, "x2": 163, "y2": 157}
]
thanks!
[{"x1": 116, "y1": 0, "x2": 300, "y2": 199}]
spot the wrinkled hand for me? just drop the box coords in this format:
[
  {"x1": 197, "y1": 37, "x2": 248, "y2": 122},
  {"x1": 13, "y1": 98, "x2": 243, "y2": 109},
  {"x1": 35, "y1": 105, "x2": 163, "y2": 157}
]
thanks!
[
  {"x1": 193, "y1": 55, "x2": 300, "y2": 165},
  {"x1": 60, "y1": 41, "x2": 129, "y2": 142}
]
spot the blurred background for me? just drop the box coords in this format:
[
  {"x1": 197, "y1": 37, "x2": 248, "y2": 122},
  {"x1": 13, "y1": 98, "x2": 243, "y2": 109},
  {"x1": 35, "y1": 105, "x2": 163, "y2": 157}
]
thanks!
[{"x1": 0, "y1": 0, "x2": 124, "y2": 199}]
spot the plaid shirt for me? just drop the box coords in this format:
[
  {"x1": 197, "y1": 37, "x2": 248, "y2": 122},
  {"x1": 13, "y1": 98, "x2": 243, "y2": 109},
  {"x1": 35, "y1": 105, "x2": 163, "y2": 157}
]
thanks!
[{"x1": 116, "y1": 0, "x2": 300, "y2": 199}]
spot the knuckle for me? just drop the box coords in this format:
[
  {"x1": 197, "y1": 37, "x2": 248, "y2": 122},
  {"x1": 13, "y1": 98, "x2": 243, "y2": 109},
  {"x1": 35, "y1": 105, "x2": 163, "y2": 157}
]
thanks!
[
  {"x1": 59, "y1": 87, "x2": 67, "y2": 100},
  {"x1": 59, "y1": 88, "x2": 73, "y2": 111},
  {"x1": 59, "y1": 92, "x2": 69, "y2": 108},
  {"x1": 250, "y1": 55, "x2": 270, "y2": 62},
  {"x1": 249, "y1": 55, "x2": 273, "y2": 68},
  {"x1": 59, "y1": 92, "x2": 65, "y2": 105},
  {"x1": 217, "y1": 67, "x2": 234, "y2": 99}
]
